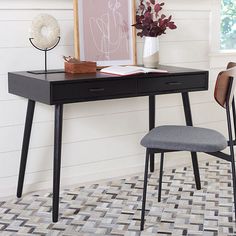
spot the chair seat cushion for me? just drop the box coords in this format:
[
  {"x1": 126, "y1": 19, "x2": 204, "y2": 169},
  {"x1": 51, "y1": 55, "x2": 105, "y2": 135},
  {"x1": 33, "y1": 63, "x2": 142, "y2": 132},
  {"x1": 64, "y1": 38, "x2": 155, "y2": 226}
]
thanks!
[{"x1": 141, "y1": 125, "x2": 227, "y2": 152}]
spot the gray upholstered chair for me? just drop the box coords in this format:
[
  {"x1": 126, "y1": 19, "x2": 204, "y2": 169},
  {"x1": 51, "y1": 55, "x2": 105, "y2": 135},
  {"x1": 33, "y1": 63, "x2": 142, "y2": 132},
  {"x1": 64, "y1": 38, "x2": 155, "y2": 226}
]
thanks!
[{"x1": 140, "y1": 62, "x2": 236, "y2": 231}]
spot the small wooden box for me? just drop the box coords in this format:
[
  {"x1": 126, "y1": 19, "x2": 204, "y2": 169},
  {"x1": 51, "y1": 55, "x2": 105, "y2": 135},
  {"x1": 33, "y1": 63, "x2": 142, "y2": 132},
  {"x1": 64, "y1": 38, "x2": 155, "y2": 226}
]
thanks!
[{"x1": 65, "y1": 61, "x2": 97, "y2": 74}]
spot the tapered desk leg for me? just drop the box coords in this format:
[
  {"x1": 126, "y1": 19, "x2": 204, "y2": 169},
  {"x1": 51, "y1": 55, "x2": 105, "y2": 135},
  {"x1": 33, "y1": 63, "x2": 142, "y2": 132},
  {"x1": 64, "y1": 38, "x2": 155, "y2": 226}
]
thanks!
[
  {"x1": 149, "y1": 95, "x2": 155, "y2": 172},
  {"x1": 182, "y1": 92, "x2": 201, "y2": 190},
  {"x1": 53, "y1": 104, "x2": 63, "y2": 223},
  {"x1": 17, "y1": 100, "x2": 35, "y2": 198}
]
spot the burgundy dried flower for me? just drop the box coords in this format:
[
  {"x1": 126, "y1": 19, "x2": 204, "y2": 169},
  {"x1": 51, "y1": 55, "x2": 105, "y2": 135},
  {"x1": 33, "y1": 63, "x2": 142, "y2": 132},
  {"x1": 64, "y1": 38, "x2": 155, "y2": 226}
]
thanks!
[{"x1": 132, "y1": 0, "x2": 177, "y2": 37}]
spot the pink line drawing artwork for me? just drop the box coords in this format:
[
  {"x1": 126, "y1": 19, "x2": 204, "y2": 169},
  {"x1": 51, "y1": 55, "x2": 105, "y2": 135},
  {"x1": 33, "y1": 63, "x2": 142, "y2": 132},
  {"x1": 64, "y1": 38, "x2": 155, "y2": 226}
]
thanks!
[{"x1": 81, "y1": 0, "x2": 132, "y2": 62}]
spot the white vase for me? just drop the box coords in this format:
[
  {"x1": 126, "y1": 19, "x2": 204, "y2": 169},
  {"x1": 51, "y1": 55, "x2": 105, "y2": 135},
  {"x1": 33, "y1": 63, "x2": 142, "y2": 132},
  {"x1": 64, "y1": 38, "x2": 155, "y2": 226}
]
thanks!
[{"x1": 143, "y1": 36, "x2": 159, "y2": 68}]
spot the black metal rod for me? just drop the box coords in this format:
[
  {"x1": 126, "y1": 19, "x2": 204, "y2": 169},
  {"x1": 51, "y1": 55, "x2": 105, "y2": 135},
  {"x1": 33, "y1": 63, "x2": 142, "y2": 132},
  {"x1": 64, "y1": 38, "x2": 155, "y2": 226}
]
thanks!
[
  {"x1": 225, "y1": 79, "x2": 236, "y2": 221},
  {"x1": 205, "y1": 151, "x2": 231, "y2": 162},
  {"x1": 53, "y1": 104, "x2": 63, "y2": 222},
  {"x1": 226, "y1": 104, "x2": 236, "y2": 221},
  {"x1": 45, "y1": 51, "x2": 47, "y2": 73},
  {"x1": 150, "y1": 149, "x2": 179, "y2": 154},
  {"x1": 182, "y1": 92, "x2": 201, "y2": 190},
  {"x1": 158, "y1": 152, "x2": 164, "y2": 202},
  {"x1": 190, "y1": 155, "x2": 200, "y2": 188},
  {"x1": 29, "y1": 37, "x2": 60, "y2": 74},
  {"x1": 141, "y1": 149, "x2": 149, "y2": 231},
  {"x1": 29, "y1": 37, "x2": 60, "y2": 52},
  {"x1": 149, "y1": 95, "x2": 155, "y2": 172},
  {"x1": 232, "y1": 98, "x2": 236, "y2": 141},
  {"x1": 17, "y1": 100, "x2": 35, "y2": 198}
]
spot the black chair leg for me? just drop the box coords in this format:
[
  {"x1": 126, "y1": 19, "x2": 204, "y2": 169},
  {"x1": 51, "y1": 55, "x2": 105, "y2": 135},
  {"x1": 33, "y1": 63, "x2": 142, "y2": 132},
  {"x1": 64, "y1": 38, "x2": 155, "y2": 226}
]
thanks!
[
  {"x1": 141, "y1": 149, "x2": 150, "y2": 231},
  {"x1": 53, "y1": 104, "x2": 63, "y2": 223},
  {"x1": 231, "y1": 159, "x2": 236, "y2": 220},
  {"x1": 17, "y1": 100, "x2": 35, "y2": 198},
  {"x1": 191, "y1": 153, "x2": 201, "y2": 190},
  {"x1": 182, "y1": 92, "x2": 201, "y2": 190},
  {"x1": 158, "y1": 152, "x2": 164, "y2": 202},
  {"x1": 149, "y1": 95, "x2": 155, "y2": 173},
  {"x1": 226, "y1": 99, "x2": 236, "y2": 220}
]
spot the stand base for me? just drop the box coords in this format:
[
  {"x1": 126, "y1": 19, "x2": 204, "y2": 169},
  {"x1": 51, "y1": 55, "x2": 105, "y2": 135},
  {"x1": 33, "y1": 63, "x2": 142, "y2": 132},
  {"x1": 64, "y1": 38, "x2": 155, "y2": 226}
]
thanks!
[{"x1": 27, "y1": 69, "x2": 65, "y2": 75}]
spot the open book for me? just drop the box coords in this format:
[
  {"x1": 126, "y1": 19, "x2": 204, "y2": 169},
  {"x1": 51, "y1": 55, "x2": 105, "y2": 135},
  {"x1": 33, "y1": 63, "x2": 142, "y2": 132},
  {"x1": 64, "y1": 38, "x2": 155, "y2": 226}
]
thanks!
[{"x1": 100, "y1": 65, "x2": 168, "y2": 76}]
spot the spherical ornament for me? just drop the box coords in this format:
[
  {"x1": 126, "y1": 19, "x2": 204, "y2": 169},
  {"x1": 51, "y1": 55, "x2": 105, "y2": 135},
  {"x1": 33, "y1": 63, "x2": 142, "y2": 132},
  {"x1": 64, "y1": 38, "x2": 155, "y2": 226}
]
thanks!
[{"x1": 29, "y1": 14, "x2": 60, "y2": 49}]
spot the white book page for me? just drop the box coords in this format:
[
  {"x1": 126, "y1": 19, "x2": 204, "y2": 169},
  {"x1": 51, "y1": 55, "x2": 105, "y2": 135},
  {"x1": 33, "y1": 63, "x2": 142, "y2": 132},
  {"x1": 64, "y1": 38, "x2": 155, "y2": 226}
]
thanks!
[
  {"x1": 100, "y1": 65, "x2": 168, "y2": 75},
  {"x1": 126, "y1": 66, "x2": 168, "y2": 73},
  {"x1": 100, "y1": 66, "x2": 143, "y2": 75}
]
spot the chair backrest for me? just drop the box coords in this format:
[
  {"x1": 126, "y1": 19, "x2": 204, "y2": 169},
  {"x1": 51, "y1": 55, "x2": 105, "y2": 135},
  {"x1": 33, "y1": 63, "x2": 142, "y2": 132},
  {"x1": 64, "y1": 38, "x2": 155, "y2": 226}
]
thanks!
[{"x1": 214, "y1": 62, "x2": 236, "y2": 108}]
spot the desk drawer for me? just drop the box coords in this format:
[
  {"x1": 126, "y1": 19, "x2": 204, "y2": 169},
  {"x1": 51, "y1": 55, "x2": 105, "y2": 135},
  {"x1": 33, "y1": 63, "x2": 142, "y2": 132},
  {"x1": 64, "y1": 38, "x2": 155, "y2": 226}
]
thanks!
[
  {"x1": 52, "y1": 79, "x2": 137, "y2": 103},
  {"x1": 138, "y1": 74, "x2": 207, "y2": 94}
]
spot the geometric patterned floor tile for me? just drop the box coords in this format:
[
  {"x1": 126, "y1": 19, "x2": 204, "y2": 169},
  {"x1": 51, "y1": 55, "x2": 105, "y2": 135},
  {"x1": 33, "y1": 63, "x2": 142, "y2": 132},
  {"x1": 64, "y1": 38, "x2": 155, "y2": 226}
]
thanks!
[{"x1": 0, "y1": 160, "x2": 236, "y2": 235}]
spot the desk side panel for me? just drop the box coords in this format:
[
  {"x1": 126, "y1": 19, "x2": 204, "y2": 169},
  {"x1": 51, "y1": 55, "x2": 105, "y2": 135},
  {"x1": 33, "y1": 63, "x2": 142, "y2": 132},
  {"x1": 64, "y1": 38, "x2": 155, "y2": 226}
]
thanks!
[{"x1": 8, "y1": 73, "x2": 51, "y2": 104}]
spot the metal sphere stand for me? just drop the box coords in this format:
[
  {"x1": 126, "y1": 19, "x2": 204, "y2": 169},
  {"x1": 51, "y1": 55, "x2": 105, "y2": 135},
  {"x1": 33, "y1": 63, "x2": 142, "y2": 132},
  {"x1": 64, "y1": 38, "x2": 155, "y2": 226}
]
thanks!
[{"x1": 27, "y1": 37, "x2": 64, "y2": 75}]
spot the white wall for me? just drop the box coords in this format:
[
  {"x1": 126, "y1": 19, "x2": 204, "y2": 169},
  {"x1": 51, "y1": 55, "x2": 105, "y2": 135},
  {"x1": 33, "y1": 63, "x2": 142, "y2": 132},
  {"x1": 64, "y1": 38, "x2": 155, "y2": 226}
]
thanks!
[{"x1": 0, "y1": 0, "x2": 235, "y2": 197}]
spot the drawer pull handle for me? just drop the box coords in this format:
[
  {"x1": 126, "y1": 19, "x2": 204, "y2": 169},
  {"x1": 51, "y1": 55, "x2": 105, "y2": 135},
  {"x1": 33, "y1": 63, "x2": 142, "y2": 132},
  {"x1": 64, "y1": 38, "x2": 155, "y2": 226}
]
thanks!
[
  {"x1": 89, "y1": 88, "x2": 105, "y2": 92},
  {"x1": 166, "y1": 82, "x2": 183, "y2": 86}
]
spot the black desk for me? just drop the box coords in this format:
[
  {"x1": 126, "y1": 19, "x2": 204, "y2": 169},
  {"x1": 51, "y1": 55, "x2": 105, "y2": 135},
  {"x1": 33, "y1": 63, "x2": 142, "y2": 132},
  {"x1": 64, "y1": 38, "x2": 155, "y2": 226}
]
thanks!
[{"x1": 8, "y1": 65, "x2": 209, "y2": 222}]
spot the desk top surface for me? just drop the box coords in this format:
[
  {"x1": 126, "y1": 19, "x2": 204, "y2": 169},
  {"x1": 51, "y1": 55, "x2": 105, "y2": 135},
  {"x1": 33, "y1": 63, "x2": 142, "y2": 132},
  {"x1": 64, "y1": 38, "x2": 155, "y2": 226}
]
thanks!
[{"x1": 9, "y1": 65, "x2": 208, "y2": 83}]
